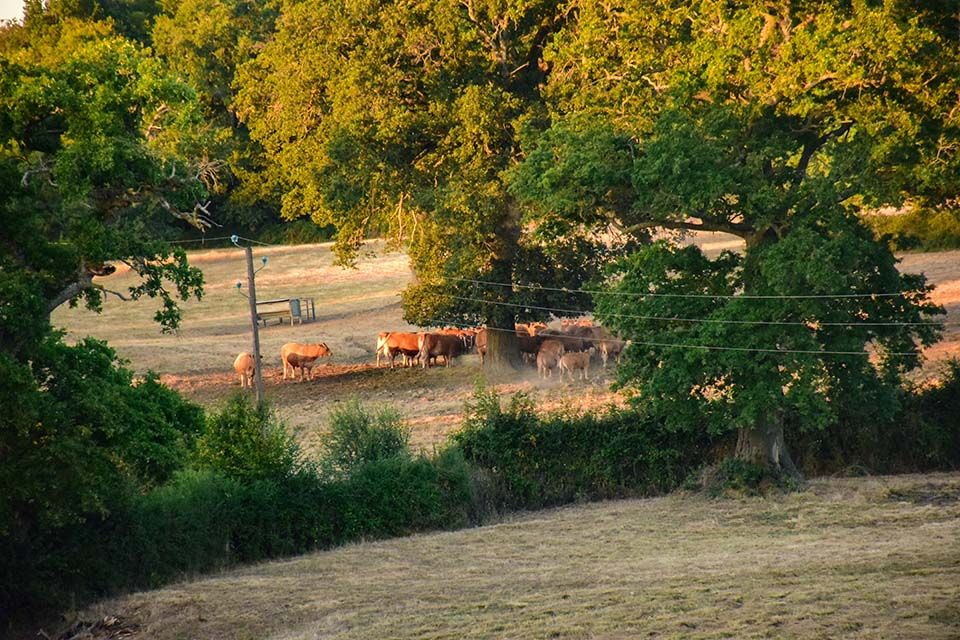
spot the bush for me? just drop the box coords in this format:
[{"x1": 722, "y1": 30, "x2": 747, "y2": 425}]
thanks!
[
  {"x1": 193, "y1": 395, "x2": 304, "y2": 481},
  {"x1": 0, "y1": 338, "x2": 203, "y2": 627},
  {"x1": 323, "y1": 399, "x2": 411, "y2": 475},
  {"x1": 790, "y1": 360, "x2": 960, "y2": 474},
  {"x1": 257, "y1": 219, "x2": 337, "y2": 245},
  {"x1": 865, "y1": 206, "x2": 960, "y2": 252},
  {"x1": 454, "y1": 387, "x2": 713, "y2": 508}
]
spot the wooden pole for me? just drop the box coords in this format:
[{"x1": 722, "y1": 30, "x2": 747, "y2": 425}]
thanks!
[{"x1": 245, "y1": 245, "x2": 265, "y2": 406}]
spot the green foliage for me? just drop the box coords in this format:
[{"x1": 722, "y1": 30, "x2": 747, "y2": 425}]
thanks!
[
  {"x1": 792, "y1": 360, "x2": 960, "y2": 474},
  {"x1": 695, "y1": 459, "x2": 769, "y2": 497},
  {"x1": 0, "y1": 337, "x2": 203, "y2": 624},
  {"x1": 454, "y1": 387, "x2": 713, "y2": 507},
  {"x1": 865, "y1": 207, "x2": 960, "y2": 252},
  {"x1": 322, "y1": 400, "x2": 411, "y2": 475},
  {"x1": 511, "y1": 0, "x2": 959, "y2": 464},
  {"x1": 2, "y1": 452, "x2": 475, "y2": 624},
  {"x1": 234, "y1": 0, "x2": 622, "y2": 339},
  {"x1": 256, "y1": 219, "x2": 336, "y2": 246},
  {"x1": 594, "y1": 233, "x2": 942, "y2": 444},
  {"x1": 0, "y1": 337, "x2": 202, "y2": 535},
  {"x1": 193, "y1": 394, "x2": 303, "y2": 481},
  {"x1": 0, "y1": 16, "x2": 208, "y2": 333}
]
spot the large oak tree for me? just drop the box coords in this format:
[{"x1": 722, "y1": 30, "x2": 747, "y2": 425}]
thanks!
[
  {"x1": 234, "y1": 0, "x2": 630, "y2": 369},
  {"x1": 511, "y1": 0, "x2": 958, "y2": 471}
]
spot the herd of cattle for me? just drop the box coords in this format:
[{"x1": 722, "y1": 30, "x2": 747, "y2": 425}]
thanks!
[
  {"x1": 376, "y1": 319, "x2": 624, "y2": 380},
  {"x1": 232, "y1": 319, "x2": 624, "y2": 386}
]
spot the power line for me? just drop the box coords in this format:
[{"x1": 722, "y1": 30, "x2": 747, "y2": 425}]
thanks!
[
  {"x1": 442, "y1": 275, "x2": 923, "y2": 300},
  {"x1": 428, "y1": 318, "x2": 924, "y2": 358},
  {"x1": 443, "y1": 294, "x2": 949, "y2": 328},
  {"x1": 167, "y1": 235, "x2": 236, "y2": 245}
]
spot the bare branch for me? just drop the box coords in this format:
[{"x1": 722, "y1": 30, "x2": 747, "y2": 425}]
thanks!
[
  {"x1": 622, "y1": 216, "x2": 754, "y2": 238},
  {"x1": 96, "y1": 285, "x2": 132, "y2": 301},
  {"x1": 21, "y1": 158, "x2": 58, "y2": 188},
  {"x1": 794, "y1": 120, "x2": 854, "y2": 183},
  {"x1": 159, "y1": 199, "x2": 220, "y2": 230}
]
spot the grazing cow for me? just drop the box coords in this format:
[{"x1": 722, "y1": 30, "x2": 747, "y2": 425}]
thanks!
[
  {"x1": 476, "y1": 328, "x2": 488, "y2": 365},
  {"x1": 539, "y1": 328, "x2": 587, "y2": 353},
  {"x1": 280, "y1": 342, "x2": 331, "y2": 381},
  {"x1": 377, "y1": 332, "x2": 421, "y2": 368},
  {"x1": 596, "y1": 338, "x2": 624, "y2": 368},
  {"x1": 418, "y1": 332, "x2": 466, "y2": 368},
  {"x1": 233, "y1": 352, "x2": 256, "y2": 388},
  {"x1": 536, "y1": 339, "x2": 565, "y2": 378},
  {"x1": 559, "y1": 350, "x2": 593, "y2": 381}
]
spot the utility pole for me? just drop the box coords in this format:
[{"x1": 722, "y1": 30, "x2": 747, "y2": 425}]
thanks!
[{"x1": 243, "y1": 244, "x2": 266, "y2": 406}]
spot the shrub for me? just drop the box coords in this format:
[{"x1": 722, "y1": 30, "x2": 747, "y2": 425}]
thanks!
[
  {"x1": 865, "y1": 206, "x2": 960, "y2": 252},
  {"x1": 257, "y1": 219, "x2": 337, "y2": 245},
  {"x1": 790, "y1": 360, "x2": 960, "y2": 474},
  {"x1": 193, "y1": 395, "x2": 303, "y2": 481},
  {"x1": 454, "y1": 387, "x2": 713, "y2": 508},
  {"x1": 0, "y1": 338, "x2": 204, "y2": 626},
  {"x1": 322, "y1": 399, "x2": 411, "y2": 475}
]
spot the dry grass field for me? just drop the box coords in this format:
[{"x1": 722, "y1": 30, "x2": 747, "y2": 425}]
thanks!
[
  {"x1": 71, "y1": 472, "x2": 960, "y2": 639},
  {"x1": 52, "y1": 237, "x2": 960, "y2": 455}
]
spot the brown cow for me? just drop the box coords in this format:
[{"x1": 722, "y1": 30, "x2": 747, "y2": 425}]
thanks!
[
  {"x1": 418, "y1": 332, "x2": 466, "y2": 368},
  {"x1": 476, "y1": 328, "x2": 488, "y2": 365},
  {"x1": 233, "y1": 352, "x2": 256, "y2": 388},
  {"x1": 539, "y1": 328, "x2": 586, "y2": 353},
  {"x1": 518, "y1": 334, "x2": 544, "y2": 364},
  {"x1": 596, "y1": 338, "x2": 624, "y2": 367},
  {"x1": 559, "y1": 350, "x2": 592, "y2": 381},
  {"x1": 437, "y1": 328, "x2": 477, "y2": 350},
  {"x1": 536, "y1": 339, "x2": 565, "y2": 378},
  {"x1": 280, "y1": 342, "x2": 331, "y2": 381},
  {"x1": 377, "y1": 332, "x2": 421, "y2": 368},
  {"x1": 516, "y1": 321, "x2": 548, "y2": 337}
]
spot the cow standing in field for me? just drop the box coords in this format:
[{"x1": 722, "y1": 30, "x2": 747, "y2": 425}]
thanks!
[
  {"x1": 536, "y1": 339, "x2": 565, "y2": 378},
  {"x1": 476, "y1": 328, "x2": 488, "y2": 366},
  {"x1": 377, "y1": 332, "x2": 421, "y2": 368},
  {"x1": 559, "y1": 351, "x2": 592, "y2": 381},
  {"x1": 280, "y1": 342, "x2": 332, "y2": 381},
  {"x1": 233, "y1": 352, "x2": 256, "y2": 388},
  {"x1": 418, "y1": 332, "x2": 466, "y2": 368}
]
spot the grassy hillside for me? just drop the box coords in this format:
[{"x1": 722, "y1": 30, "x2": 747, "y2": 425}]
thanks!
[{"x1": 67, "y1": 472, "x2": 960, "y2": 639}]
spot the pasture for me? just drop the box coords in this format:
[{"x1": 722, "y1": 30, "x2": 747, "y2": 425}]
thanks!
[
  {"x1": 52, "y1": 237, "x2": 960, "y2": 455},
  {"x1": 48, "y1": 239, "x2": 960, "y2": 639},
  {"x1": 70, "y1": 472, "x2": 960, "y2": 639}
]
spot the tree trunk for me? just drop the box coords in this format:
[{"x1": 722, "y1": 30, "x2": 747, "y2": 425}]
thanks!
[
  {"x1": 734, "y1": 410, "x2": 798, "y2": 476},
  {"x1": 484, "y1": 322, "x2": 522, "y2": 372},
  {"x1": 736, "y1": 229, "x2": 800, "y2": 477},
  {"x1": 481, "y1": 197, "x2": 523, "y2": 374}
]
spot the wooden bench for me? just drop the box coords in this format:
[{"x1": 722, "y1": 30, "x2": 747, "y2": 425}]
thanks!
[
  {"x1": 257, "y1": 308, "x2": 293, "y2": 326},
  {"x1": 255, "y1": 296, "x2": 313, "y2": 327}
]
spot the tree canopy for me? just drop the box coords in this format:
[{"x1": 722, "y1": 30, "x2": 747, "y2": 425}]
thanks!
[
  {"x1": 234, "y1": 0, "x2": 635, "y2": 366},
  {"x1": 510, "y1": 0, "x2": 959, "y2": 469},
  {"x1": 0, "y1": 15, "x2": 214, "y2": 341}
]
